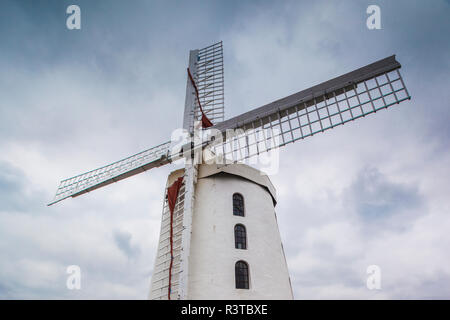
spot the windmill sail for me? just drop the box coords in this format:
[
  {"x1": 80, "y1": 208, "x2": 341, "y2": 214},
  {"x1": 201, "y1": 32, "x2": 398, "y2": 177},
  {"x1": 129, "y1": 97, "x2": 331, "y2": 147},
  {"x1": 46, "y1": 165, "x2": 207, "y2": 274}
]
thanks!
[
  {"x1": 192, "y1": 41, "x2": 224, "y2": 129},
  {"x1": 48, "y1": 141, "x2": 171, "y2": 205},
  {"x1": 207, "y1": 55, "x2": 411, "y2": 163}
]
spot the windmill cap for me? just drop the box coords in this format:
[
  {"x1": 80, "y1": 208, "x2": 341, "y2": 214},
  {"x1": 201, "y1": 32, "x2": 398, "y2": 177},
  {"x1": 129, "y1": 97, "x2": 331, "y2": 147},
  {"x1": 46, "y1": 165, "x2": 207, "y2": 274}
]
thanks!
[{"x1": 197, "y1": 163, "x2": 277, "y2": 206}]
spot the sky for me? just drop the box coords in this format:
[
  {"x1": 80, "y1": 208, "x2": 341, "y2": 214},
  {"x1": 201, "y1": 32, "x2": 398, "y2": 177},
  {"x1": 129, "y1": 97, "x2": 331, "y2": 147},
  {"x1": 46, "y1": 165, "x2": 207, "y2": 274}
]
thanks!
[{"x1": 0, "y1": 0, "x2": 449, "y2": 299}]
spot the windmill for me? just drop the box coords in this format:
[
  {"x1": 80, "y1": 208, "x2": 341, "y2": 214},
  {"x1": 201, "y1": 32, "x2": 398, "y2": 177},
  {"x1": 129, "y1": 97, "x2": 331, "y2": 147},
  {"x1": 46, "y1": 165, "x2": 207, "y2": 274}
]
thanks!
[{"x1": 48, "y1": 41, "x2": 411, "y2": 299}]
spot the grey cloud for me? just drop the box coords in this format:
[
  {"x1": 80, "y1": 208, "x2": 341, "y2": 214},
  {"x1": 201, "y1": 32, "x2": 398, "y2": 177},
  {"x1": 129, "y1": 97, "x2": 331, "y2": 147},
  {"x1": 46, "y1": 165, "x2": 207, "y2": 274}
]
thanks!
[
  {"x1": 0, "y1": 161, "x2": 46, "y2": 213},
  {"x1": 0, "y1": 161, "x2": 26, "y2": 211},
  {"x1": 347, "y1": 166, "x2": 422, "y2": 220},
  {"x1": 113, "y1": 230, "x2": 141, "y2": 259}
]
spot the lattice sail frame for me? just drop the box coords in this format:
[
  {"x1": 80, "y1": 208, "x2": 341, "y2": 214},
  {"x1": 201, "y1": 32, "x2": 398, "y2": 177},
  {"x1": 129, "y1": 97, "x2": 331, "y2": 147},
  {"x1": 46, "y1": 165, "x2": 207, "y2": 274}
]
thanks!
[
  {"x1": 193, "y1": 41, "x2": 224, "y2": 125},
  {"x1": 48, "y1": 141, "x2": 171, "y2": 205},
  {"x1": 206, "y1": 56, "x2": 411, "y2": 164},
  {"x1": 150, "y1": 176, "x2": 186, "y2": 300}
]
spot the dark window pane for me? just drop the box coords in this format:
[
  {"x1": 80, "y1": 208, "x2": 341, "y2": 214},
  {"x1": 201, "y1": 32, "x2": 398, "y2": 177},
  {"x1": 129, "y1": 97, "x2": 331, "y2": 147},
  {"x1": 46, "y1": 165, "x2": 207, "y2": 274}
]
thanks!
[
  {"x1": 233, "y1": 193, "x2": 244, "y2": 216},
  {"x1": 235, "y1": 261, "x2": 249, "y2": 289},
  {"x1": 234, "y1": 224, "x2": 247, "y2": 249}
]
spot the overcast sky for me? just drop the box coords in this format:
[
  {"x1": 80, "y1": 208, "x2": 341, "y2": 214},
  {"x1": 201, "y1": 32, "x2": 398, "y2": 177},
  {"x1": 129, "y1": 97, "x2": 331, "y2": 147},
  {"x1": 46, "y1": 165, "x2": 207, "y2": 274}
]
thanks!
[{"x1": 1, "y1": 0, "x2": 449, "y2": 299}]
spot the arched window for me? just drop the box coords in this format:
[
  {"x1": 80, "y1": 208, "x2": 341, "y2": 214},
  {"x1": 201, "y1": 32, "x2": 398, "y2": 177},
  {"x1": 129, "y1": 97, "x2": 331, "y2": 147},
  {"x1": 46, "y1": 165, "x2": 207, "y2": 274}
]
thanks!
[
  {"x1": 233, "y1": 193, "x2": 244, "y2": 216},
  {"x1": 235, "y1": 261, "x2": 249, "y2": 289},
  {"x1": 234, "y1": 224, "x2": 247, "y2": 249}
]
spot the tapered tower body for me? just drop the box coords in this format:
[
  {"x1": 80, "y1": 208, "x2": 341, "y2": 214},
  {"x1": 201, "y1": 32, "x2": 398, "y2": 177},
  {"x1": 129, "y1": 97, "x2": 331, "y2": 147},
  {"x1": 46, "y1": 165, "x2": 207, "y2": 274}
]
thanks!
[{"x1": 149, "y1": 163, "x2": 293, "y2": 300}]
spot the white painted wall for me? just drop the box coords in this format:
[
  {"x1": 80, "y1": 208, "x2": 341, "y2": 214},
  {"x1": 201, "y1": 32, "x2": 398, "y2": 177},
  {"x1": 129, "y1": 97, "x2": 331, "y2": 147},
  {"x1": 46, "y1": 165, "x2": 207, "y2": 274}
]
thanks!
[{"x1": 187, "y1": 165, "x2": 293, "y2": 299}]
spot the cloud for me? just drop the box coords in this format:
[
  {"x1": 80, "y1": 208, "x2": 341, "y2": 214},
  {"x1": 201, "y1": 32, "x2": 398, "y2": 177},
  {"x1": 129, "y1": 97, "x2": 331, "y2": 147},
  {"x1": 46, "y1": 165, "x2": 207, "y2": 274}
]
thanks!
[
  {"x1": 0, "y1": 160, "x2": 47, "y2": 213},
  {"x1": 346, "y1": 166, "x2": 422, "y2": 220},
  {"x1": 113, "y1": 230, "x2": 141, "y2": 259},
  {"x1": 0, "y1": 161, "x2": 27, "y2": 211}
]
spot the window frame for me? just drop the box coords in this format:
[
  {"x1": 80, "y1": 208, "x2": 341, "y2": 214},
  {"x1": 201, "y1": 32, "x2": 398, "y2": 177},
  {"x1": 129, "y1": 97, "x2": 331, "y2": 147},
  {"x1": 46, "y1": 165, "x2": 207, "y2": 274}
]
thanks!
[
  {"x1": 234, "y1": 224, "x2": 247, "y2": 250},
  {"x1": 232, "y1": 193, "x2": 245, "y2": 217},
  {"x1": 235, "y1": 260, "x2": 250, "y2": 289}
]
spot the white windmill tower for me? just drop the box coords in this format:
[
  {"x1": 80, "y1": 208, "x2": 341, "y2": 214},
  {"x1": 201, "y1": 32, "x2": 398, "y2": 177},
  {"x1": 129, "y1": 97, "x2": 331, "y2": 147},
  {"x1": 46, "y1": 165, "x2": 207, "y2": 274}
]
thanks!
[{"x1": 49, "y1": 41, "x2": 411, "y2": 300}]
